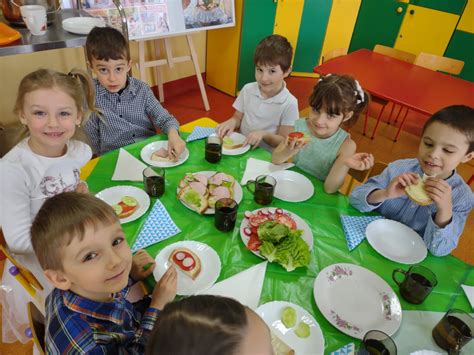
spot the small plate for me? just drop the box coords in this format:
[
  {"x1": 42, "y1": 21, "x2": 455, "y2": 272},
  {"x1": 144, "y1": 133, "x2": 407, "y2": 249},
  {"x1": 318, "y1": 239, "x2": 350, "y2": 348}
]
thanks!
[
  {"x1": 140, "y1": 140, "x2": 190, "y2": 168},
  {"x1": 62, "y1": 17, "x2": 106, "y2": 35},
  {"x1": 256, "y1": 301, "x2": 325, "y2": 355},
  {"x1": 366, "y1": 219, "x2": 427, "y2": 264},
  {"x1": 269, "y1": 170, "x2": 314, "y2": 202},
  {"x1": 153, "y1": 241, "x2": 221, "y2": 296},
  {"x1": 314, "y1": 263, "x2": 402, "y2": 339},
  {"x1": 222, "y1": 132, "x2": 250, "y2": 156},
  {"x1": 95, "y1": 186, "x2": 150, "y2": 224}
]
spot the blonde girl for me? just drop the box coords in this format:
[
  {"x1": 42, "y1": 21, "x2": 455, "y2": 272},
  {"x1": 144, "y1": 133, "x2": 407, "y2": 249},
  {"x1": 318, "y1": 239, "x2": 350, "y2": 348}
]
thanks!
[{"x1": 272, "y1": 74, "x2": 375, "y2": 193}]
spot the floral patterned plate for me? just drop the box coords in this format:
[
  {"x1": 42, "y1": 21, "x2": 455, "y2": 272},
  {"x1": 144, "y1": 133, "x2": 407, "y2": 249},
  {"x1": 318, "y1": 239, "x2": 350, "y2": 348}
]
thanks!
[{"x1": 313, "y1": 263, "x2": 402, "y2": 339}]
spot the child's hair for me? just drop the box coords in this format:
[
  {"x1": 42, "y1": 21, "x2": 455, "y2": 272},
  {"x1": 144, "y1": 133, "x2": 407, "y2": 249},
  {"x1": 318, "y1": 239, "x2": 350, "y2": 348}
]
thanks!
[
  {"x1": 86, "y1": 26, "x2": 130, "y2": 63},
  {"x1": 309, "y1": 74, "x2": 369, "y2": 127},
  {"x1": 146, "y1": 295, "x2": 249, "y2": 355},
  {"x1": 422, "y1": 105, "x2": 474, "y2": 153},
  {"x1": 13, "y1": 68, "x2": 99, "y2": 124},
  {"x1": 254, "y1": 34, "x2": 293, "y2": 73},
  {"x1": 31, "y1": 192, "x2": 119, "y2": 271}
]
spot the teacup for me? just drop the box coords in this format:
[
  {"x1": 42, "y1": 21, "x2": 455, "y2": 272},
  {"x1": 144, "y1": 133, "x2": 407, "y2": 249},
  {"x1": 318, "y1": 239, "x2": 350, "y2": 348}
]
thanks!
[
  {"x1": 246, "y1": 175, "x2": 276, "y2": 205},
  {"x1": 20, "y1": 5, "x2": 47, "y2": 35},
  {"x1": 432, "y1": 309, "x2": 473, "y2": 353},
  {"x1": 392, "y1": 265, "x2": 437, "y2": 304}
]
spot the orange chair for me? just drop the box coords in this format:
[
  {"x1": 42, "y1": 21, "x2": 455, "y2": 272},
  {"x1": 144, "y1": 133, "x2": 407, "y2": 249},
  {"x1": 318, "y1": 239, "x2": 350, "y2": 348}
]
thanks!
[
  {"x1": 321, "y1": 48, "x2": 348, "y2": 64},
  {"x1": 344, "y1": 161, "x2": 388, "y2": 195},
  {"x1": 27, "y1": 302, "x2": 46, "y2": 354}
]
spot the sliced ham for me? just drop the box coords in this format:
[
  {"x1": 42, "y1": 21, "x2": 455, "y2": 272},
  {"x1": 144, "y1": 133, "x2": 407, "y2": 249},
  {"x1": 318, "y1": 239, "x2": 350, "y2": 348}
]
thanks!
[
  {"x1": 209, "y1": 172, "x2": 234, "y2": 186},
  {"x1": 211, "y1": 186, "x2": 231, "y2": 199},
  {"x1": 189, "y1": 181, "x2": 208, "y2": 196},
  {"x1": 193, "y1": 173, "x2": 208, "y2": 186},
  {"x1": 151, "y1": 148, "x2": 169, "y2": 161}
]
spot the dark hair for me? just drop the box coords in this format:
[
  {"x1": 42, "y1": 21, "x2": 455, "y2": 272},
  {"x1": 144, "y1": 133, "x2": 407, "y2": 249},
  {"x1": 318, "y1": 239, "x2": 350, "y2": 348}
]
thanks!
[
  {"x1": 422, "y1": 105, "x2": 474, "y2": 153},
  {"x1": 254, "y1": 34, "x2": 293, "y2": 73},
  {"x1": 85, "y1": 26, "x2": 130, "y2": 63},
  {"x1": 146, "y1": 295, "x2": 248, "y2": 355},
  {"x1": 309, "y1": 74, "x2": 369, "y2": 127},
  {"x1": 31, "y1": 192, "x2": 119, "y2": 271}
]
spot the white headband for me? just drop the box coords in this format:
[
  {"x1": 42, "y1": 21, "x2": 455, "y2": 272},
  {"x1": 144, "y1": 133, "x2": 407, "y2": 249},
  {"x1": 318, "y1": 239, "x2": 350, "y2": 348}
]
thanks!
[{"x1": 354, "y1": 79, "x2": 364, "y2": 104}]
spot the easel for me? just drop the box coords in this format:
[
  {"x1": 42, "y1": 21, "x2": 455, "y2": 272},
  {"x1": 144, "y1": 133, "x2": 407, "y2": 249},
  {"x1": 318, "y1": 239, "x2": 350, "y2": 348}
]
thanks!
[{"x1": 135, "y1": 33, "x2": 210, "y2": 111}]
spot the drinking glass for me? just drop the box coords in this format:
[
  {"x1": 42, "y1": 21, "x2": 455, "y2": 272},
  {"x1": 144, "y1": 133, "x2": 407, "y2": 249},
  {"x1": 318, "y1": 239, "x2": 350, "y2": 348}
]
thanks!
[
  {"x1": 214, "y1": 198, "x2": 238, "y2": 232},
  {"x1": 246, "y1": 175, "x2": 276, "y2": 205},
  {"x1": 20, "y1": 5, "x2": 47, "y2": 35},
  {"x1": 358, "y1": 330, "x2": 397, "y2": 355},
  {"x1": 205, "y1": 134, "x2": 222, "y2": 163},
  {"x1": 392, "y1": 265, "x2": 437, "y2": 304},
  {"x1": 432, "y1": 309, "x2": 474, "y2": 353},
  {"x1": 143, "y1": 167, "x2": 165, "y2": 198}
]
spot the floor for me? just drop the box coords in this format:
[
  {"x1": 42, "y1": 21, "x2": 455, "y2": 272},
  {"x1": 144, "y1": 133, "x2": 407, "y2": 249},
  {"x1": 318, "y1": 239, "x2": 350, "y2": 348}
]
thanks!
[{"x1": 1, "y1": 75, "x2": 472, "y2": 352}]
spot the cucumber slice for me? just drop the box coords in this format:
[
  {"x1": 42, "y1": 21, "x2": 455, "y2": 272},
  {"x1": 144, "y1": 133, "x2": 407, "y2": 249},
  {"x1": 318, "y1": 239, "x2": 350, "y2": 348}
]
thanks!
[
  {"x1": 113, "y1": 204, "x2": 123, "y2": 216},
  {"x1": 121, "y1": 196, "x2": 138, "y2": 206},
  {"x1": 294, "y1": 322, "x2": 310, "y2": 338},
  {"x1": 281, "y1": 306, "x2": 297, "y2": 328}
]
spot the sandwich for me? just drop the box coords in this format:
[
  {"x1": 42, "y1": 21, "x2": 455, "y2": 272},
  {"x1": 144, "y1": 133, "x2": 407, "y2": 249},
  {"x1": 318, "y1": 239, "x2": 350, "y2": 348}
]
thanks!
[
  {"x1": 271, "y1": 332, "x2": 295, "y2": 355},
  {"x1": 112, "y1": 196, "x2": 139, "y2": 219},
  {"x1": 288, "y1": 131, "x2": 311, "y2": 145},
  {"x1": 151, "y1": 148, "x2": 173, "y2": 162},
  {"x1": 223, "y1": 135, "x2": 244, "y2": 150},
  {"x1": 178, "y1": 185, "x2": 209, "y2": 214},
  {"x1": 169, "y1": 247, "x2": 201, "y2": 280},
  {"x1": 405, "y1": 175, "x2": 433, "y2": 206}
]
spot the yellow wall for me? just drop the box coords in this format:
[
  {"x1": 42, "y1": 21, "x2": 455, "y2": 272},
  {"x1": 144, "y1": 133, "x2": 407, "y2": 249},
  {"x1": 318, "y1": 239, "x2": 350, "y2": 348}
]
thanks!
[{"x1": 458, "y1": 0, "x2": 474, "y2": 33}]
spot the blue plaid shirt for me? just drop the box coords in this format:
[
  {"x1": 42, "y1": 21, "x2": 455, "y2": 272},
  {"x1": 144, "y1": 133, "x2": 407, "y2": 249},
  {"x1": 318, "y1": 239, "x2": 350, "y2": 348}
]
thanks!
[
  {"x1": 85, "y1": 77, "x2": 180, "y2": 155},
  {"x1": 350, "y1": 158, "x2": 474, "y2": 257},
  {"x1": 45, "y1": 280, "x2": 159, "y2": 354}
]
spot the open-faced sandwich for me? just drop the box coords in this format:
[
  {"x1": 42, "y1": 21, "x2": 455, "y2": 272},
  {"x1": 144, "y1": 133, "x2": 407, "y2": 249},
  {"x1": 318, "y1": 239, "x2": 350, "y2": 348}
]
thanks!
[
  {"x1": 288, "y1": 131, "x2": 311, "y2": 146},
  {"x1": 112, "y1": 196, "x2": 139, "y2": 219},
  {"x1": 405, "y1": 175, "x2": 433, "y2": 206},
  {"x1": 151, "y1": 147, "x2": 174, "y2": 162},
  {"x1": 223, "y1": 135, "x2": 245, "y2": 150},
  {"x1": 169, "y1": 247, "x2": 201, "y2": 280}
]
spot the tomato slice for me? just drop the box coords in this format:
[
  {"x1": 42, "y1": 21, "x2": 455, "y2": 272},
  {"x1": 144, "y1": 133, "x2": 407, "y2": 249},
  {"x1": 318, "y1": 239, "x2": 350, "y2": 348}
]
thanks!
[
  {"x1": 247, "y1": 235, "x2": 262, "y2": 251},
  {"x1": 248, "y1": 214, "x2": 269, "y2": 227},
  {"x1": 172, "y1": 251, "x2": 195, "y2": 271},
  {"x1": 274, "y1": 214, "x2": 297, "y2": 229},
  {"x1": 119, "y1": 202, "x2": 135, "y2": 213},
  {"x1": 288, "y1": 131, "x2": 304, "y2": 139}
]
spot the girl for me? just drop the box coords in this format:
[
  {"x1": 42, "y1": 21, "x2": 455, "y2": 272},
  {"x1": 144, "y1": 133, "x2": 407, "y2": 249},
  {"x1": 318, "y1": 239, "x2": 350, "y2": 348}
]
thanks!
[
  {"x1": 146, "y1": 295, "x2": 273, "y2": 355},
  {"x1": 272, "y1": 74, "x2": 375, "y2": 193},
  {"x1": 0, "y1": 68, "x2": 97, "y2": 344}
]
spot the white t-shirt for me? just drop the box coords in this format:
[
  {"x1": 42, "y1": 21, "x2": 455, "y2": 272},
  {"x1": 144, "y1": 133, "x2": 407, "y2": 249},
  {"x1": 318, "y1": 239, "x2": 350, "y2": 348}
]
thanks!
[{"x1": 233, "y1": 82, "x2": 299, "y2": 150}]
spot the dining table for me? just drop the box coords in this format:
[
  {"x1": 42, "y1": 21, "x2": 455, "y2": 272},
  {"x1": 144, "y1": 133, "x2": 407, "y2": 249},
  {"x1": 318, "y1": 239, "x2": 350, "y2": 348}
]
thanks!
[{"x1": 84, "y1": 119, "x2": 473, "y2": 353}]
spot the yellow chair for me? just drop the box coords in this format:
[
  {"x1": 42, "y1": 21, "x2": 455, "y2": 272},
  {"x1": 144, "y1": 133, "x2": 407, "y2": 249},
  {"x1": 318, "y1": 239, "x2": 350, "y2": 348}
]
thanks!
[
  {"x1": 321, "y1": 48, "x2": 348, "y2": 64},
  {"x1": 27, "y1": 302, "x2": 46, "y2": 355},
  {"x1": 414, "y1": 52, "x2": 464, "y2": 75},
  {"x1": 344, "y1": 161, "x2": 388, "y2": 195},
  {"x1": 374, "y1": 44, "x2": 416, "y2": 64}
]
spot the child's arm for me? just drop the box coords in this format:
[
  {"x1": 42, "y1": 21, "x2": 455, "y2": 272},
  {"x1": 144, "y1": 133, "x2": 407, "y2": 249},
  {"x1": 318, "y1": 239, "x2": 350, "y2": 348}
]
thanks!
[
  {"x1": 130, "y1": 250, "x2": 156, "y2": 282},
  {"x1": 145, "y1": 86, "x2": 180, "y2": 135},
  {"x1": 216, "y1": 110, "x2": 244, "y2": 137},
  {"x1": 272, "y1": 134, "x2": 306, "y2": 164},
  {"x1": 83, "y1": 113, "x2": 102, "y2": 155},
  {"x1": 366, "y1": 173, "x2": 419, "y2": 204},
  {"x1": 150, "y1": 266, "x2": 177, "y2": 311},
  {"x1": 245, "y1": 124, "x2": 292, "y2": 148},
  {"x1": 167, "y1": 128, "x2": 186, "y2": 161}
]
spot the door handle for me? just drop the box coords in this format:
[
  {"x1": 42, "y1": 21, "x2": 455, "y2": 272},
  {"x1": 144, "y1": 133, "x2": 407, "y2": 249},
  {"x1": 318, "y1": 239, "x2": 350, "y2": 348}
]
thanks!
[{"x1": 410, "y1": 9, "x2": 415, "y2": 15}]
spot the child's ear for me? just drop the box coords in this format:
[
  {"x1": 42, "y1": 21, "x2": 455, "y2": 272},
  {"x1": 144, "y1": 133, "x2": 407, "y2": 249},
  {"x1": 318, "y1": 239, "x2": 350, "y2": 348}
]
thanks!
[
  {"x1": 343, "y1": 111, "x2": 354, "y2": 122},
  {"x1": 461, "y1": 151, "x2": 474, "y2": 164},
  {"x1": 44, "y1": 269, "x2": 71, "y2": 291},
  {"x1": 75, "y1": 112, "x2": 83, "y2": 127},
  {"x1": 19, "y1": 113, "x2": 27, "y2": 126},
  {"x1": 127, "y1": 60, "x2": 132, "y2": 72},
  {"x1": 283, "y1": 66, "x2": 292, "y2": 78}
]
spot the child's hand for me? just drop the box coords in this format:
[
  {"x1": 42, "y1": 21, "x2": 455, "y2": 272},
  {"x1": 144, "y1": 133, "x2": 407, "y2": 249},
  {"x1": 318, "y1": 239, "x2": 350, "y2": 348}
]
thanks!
[
  {"x1": 217, "y1": 119, "x2": 237, "y2": 137},
  {"x1": 75, "y1": 181, "x2": 89, "y2": 194},
  {"x1": 345, "y1": 153, "x2": 374, "y2": 171},
  {"x1": 150, "y1": 266, "x2": 177, "y2": 310},
  {"x1": 168, "y1": 131, "x2": 186, "y2": 161},
  {"x1": 284, "y1": 135, "x2": 308, "y2": 152},
  {"x1": 130, "y1": 250, "x2": 155, "y2": 281},
  {"x1": 245, "y1": 130, "x2": 265, "y2": 148},
  {"x1": 386, "y1": 172, "x2": 419, "y2": 199},
  {"x1": 424, "y1": 177, "x2": 453, "y2": 213}
]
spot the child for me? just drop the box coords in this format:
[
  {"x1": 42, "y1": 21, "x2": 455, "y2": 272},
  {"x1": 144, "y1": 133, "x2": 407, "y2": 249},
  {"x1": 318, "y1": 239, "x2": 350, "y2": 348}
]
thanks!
[
  {"x1": 216, "y1": 34, "x2": 299, "y2": 150},
  {"x1": 31, "y1": 192, "x2": 178, "y2": 353},
  {"x1": 84, "y1": 26, "x2": 186, "y2": 157},
  {"x1": 272, "y1": 74, "x2": 374, "y2": 193},
  {"x1": 146, "y1": 295, "x2": 273, "y2": 355},
  {"x1": 350, "y1": 105, "x2": 474, "y2": 256}
]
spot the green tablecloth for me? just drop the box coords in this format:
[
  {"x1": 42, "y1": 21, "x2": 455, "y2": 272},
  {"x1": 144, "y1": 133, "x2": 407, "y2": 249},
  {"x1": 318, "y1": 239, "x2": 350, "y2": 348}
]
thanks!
[{"x1": 86, "y1": 134, "x2": 473, "y2": 353}]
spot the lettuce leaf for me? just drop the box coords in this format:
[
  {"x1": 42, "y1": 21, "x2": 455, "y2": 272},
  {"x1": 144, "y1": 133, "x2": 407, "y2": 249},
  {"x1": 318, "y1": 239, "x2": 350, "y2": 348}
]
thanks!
[
  {"x1": 257, "y1": 221, "x2": 289, "y2": 243},
  {"x1": 259, "y1": 241, "x2": 278, "y2": 262},
  {"x1": 274, "y1": 234, "x2": 310, "y2": 272}
]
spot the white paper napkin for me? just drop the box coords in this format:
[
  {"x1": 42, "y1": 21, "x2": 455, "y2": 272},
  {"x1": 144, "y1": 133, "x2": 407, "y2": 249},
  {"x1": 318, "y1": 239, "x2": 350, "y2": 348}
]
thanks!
[
  {"x1": 462, "y1": 284, "x2": 474, "y2": 309},
  {"x1": 112, "y1": 149, "x2": 148, "y2": 181},
  {"x1": 197, "y1": 261, "x2": 267, "y2": 309},
  {"x1": 240, "y1": 158, "x2": 294, "y2": 185}
]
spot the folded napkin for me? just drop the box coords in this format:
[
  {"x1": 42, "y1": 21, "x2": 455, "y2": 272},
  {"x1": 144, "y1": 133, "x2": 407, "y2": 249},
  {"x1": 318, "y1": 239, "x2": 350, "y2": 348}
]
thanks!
[
  {"x1": 186, "y1": 126, "x2": 216, "y2": 142},
  {"x1": 462, "y1": 284, "x2": 474, "y2": 309},
  {"x1": 340, "y1": 215, "x2": 384, "y2": 251},
  {"x1": 112, "y1": 149, "x2": 148, "y2": 181},
  {"x1": 131, "y1": 200, "x2": 181, "y2": 252},
  {"x1": 240, "y1": 158, "x2": 294, "y2": 185},
  {"x1": 330, "y1": 343, "x2": 355, "y2": 355},
  {"x1": 197, "y1": 261, "x2": 267, "y2": 309}
]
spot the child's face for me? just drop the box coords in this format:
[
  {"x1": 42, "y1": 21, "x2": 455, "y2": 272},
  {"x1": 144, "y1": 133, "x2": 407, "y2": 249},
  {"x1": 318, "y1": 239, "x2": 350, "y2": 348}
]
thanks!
[
  {"x1": 90, "y1": 57, "x2": 131, "y2": 93},
  {"x1": 50, "y1": 221, "x2": 132, "y2": 302},
  {"x1": 307, "y1": 106, "x2": 352, "y2": 139},
  {"x1": 255, "y1": 63, "x2": 290, "y2": 99},
  {"x1": 418, "y1": 121, "x2": 473, "y2": 179},
  {"x1": 20, "y1": 88, "x2": 81, "y2": 157},
  {"x1": 237, "y1": 308, "x2": 273, "y2": 355}
]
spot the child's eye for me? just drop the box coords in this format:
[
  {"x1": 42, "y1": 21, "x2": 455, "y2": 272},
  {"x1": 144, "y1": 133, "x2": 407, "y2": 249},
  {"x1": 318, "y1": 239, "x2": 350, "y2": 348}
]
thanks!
[
  {"x1": 99, "y1": 68, "x2": 108, "y2": 74},
  {"x1": 83, "y1": 253, "x2": 97, "y2": 262},
  {"x1": 112, "y1": 237, "x2": 124, "y2": 247},
  {"x1": 59, "y1": 111, "x2": 71, "y2": 117},
  {"x1": 443, "y1": 149, "x2": 454, "y2": 154},
  {"x1": 424, "y1": 142, "x2": 433, "y2": 147},
  {"x1": 33, "y1": 111, "x2": 46, "y2": 116},
  {"x1": 256, "y1": 68, "x2": 263, "y2": 73},
  {"x1": 270, "y1": 69, "x2": 277, "y2": 74},
  {"x1": 115, "y1": 67, "x2": 124, "y2": 73}
]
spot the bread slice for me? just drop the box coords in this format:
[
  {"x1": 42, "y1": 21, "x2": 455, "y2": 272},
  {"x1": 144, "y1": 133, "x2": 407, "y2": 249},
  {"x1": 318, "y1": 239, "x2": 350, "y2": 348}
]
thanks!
[
  {"x1": 113, "y1": 196, "x2": 139, "y2": 218},
  {"x1": 151, "y1": 148, "x2": 172, "y2": 162},
  {"x1": 169, "y1": 248, "x2": 201, "y2": 280},
  {"x1": 405, "y1": 176, "x2": 433, "y2": 206},
  {"x1": 271, "y1": 332, "x2": 295, "y2": 355},
  {"x1": 223, "y1": 135, "x2": 244, "y2": 150},
  {"x1": 178, "y1": 185, "x2": 208, "y2": 214}
]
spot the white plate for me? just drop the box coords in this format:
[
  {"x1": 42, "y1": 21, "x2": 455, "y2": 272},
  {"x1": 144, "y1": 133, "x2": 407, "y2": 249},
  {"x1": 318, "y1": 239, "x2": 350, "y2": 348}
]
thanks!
[
  {"x1": 95, "y1": 185, "x2": 150, "y2": 224},
  {"x1": 269, "y1": 170, "x2": 314, "y2": 202},
  {"x1": 153, "y1": 241, "x2": 221, "y2": 296},
  {"x1": 140, "y1": 140, "x2": 190, "y2": 168},
  {"x1": 62, "y1": 17, "x2": 105, "y2": 35},
  {"x1": 222, "y1": 132, "x2": 250, "y2": 156},
  {"x1": 366, "y1": 219, "x2": 427, "y2": 264},
  {"x1": 257, "y1": 301, "x2": 324, "y2": 355},
  {"x1": 314, "y1": 263, "x2": 402, "y2": 339},
  {"x1": 177, "y1": 171, "x2": 243, "y2": 215},
  {"x1": 240, "y1": 208, "x2": 313, "y2": 259}
]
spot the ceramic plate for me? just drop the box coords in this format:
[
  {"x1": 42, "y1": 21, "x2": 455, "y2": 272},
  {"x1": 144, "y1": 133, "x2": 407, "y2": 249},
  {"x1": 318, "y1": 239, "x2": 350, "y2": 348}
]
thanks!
[
  {"x1": 240, "y1": 208, "x2": 313, "y2": 259},
  {"x1": 153, "y1": 241, "x2": 221, "y2": 296},
  {"x1": 366, "y1": 219, "x2": 427, "y2": 264},
  {"x1": 256, "y1": 301, "x2": 325, "y2": 355},
  {"x1": 95, "y1": 185, "x2": 150, "y2": 224},
  {"x1": 222, "y1": 132, "x2": 250, "y2": 156},
  {"x1": 140, "y1": 140, "x2": 190, "y2": 168},
  {"x1": 269, "y1": 170, "x2": 314, "y2": 202},
  {"x1": 314, "y1": 263, "x2": 402, "y2": 339},
  {"x1": 62, "y1": 17, "x2": 105, "y2": 35},
  {"x1": 177, "y1": 171, "x2": 243, "y2": 215}
]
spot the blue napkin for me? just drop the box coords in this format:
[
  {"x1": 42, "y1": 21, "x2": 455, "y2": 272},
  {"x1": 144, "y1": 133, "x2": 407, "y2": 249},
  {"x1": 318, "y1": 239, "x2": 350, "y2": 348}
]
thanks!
[
  {"x1": 186, "y1": 126, "x2": 216, "y2": 142},
  {"x1": 330, "y1": 343, "x2": 355, "y2": 355},
  {"x1": 340, "y1": 215, "x2": 384, "y2": 251},
  {"x1": 131, "y1": 200, "x2": 181, "y2": 252}
]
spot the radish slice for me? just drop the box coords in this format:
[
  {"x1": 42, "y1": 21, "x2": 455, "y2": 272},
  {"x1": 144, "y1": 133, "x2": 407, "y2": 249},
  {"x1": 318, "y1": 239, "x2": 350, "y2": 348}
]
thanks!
[
  {"x1": 260, "y1": 208, "x2": 269, "y2": 216},
  {"x1": 175, "y1": 252, "x2": 185, "y2": 261},
  {"x1": 244, "y1": 211, "x2": 252, "y2": 219},
  {"x1": 182, "y1": 257, "x2": 194, "y2": 268},
  {"x1": 244, "y1": 227, "x2": 253, "y2": 236},
  {"x1": 275, "y1": 208, "x2": 283, "y2": 215}
]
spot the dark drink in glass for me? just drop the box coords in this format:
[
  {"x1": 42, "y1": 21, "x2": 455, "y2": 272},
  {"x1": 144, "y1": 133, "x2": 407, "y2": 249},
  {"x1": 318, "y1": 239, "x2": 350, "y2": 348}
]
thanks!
[
  {"x1": 143, "y1": 167, "x2": 165, "y2": 198},
  {"x1": 205, "y1": 135, "x2": 222, "y2": 163},
  {"x1": 215, "y1": 198, "x2": 238, "y2": 232},
  {"x1": 357, "y1": 330, "x2": 397, "y2": 355},
  {"x1": 246, "y1": 175, "x2": 276, "y2": 205},
  {"x1": 432, "y1": 310, "x2": 474, "y2": 352},
  {"x1": 392, "y1": 265, "x2": 437, "y2": 304},
  {"x1": 360, "y1": 340, "x2": 389, "y2": 355}
]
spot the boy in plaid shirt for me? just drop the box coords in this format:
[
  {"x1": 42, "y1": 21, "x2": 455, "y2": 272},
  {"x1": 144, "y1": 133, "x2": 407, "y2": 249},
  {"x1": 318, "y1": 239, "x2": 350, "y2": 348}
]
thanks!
[{"x1": 31, "y1": 192, "x2": 177, "y2": 354}]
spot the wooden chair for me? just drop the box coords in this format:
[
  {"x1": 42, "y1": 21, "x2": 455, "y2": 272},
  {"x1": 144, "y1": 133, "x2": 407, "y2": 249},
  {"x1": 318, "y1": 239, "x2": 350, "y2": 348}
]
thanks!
[
  {"x1": 414, "y1": 52, "x2": 464, "y2": 75},
  {"x1": 344, "y1": 161, "x2": 388, "y2": 195},
  {"x1": 27, "y1": 302, "x2": 46, "y2": 355},
  {"x1": 321, "y1": 48, "x2": 348, "y2": 64},
  {"x1": 373, "y1": 45, "x2": 416, "y2": 64}
]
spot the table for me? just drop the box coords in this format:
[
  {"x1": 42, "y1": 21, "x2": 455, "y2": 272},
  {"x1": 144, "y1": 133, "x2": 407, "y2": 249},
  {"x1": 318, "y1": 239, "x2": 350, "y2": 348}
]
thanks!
[{"x1": 85, "y1": 130, "x2": 473, "y2": 353}]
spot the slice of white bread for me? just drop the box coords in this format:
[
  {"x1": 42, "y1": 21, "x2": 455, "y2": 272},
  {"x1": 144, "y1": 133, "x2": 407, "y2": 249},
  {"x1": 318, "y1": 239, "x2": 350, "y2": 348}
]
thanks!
[
  {"x1": 113, "y1": 196, "x2": 139, "y2": 219},
  {"x1": 178, "y1": 185, "x2": 208, "y2": 214},
  {"x1": 223, "y1": 135, "x2": 244, "y2": 150},
  {"x1": 405, "y1": 176, "x2": 433, "y2": 206},
  {"x1": 169, "y1": 248, "x2": 201, "y2": 280},
  {"x1": 271, "y1": 332, "x2": 295, "y2": 355}
]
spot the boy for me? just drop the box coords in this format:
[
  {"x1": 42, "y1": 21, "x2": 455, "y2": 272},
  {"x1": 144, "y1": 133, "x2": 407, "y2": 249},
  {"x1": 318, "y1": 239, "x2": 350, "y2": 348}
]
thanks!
[
  {"x1": 216, "y1": 34, "x2": 298, "y2": 150},
  {"x1": 84, "y1": 26, "x2": 186, "y2": 157},
  {"x1": 31, "y1": 192, "x2": 177, "y2": 353},
  {"x1": 350, "y1": 105, "x2": 474, "y2": 256}
]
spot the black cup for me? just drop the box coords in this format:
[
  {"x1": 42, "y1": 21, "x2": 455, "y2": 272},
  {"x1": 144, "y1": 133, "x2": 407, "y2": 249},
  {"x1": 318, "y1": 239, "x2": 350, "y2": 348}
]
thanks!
[
  {"x1": 143, "y1": 167, "x2": 165, "y2": 198},
  {"x1": 215, "y1": 198, "x2": 238, "y2": 232},
  {"x1": 358, "y1": 330, "x2": 397, "y2": 355},
  {"x1": 392, "y1": 265, "x2": 437, "y2": 304},
  {"x1": 432, "y1": 309, "x2": 474, "y2": 353},
  {"x1": 246, "y1": 175, "x2": 276, "y2": 205},
  {"x1": 205, "y1": 135, "x2": 222, "y2": 163}
]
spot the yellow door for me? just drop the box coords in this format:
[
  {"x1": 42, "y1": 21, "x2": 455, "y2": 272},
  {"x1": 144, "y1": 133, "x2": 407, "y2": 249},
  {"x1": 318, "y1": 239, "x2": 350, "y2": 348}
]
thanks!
[
  {"x1": 394, "y1": 5, "x2": 459, "y2": 56},
  {"x1": 273, "y1": 0, "x2": 305, "y2": 63}
]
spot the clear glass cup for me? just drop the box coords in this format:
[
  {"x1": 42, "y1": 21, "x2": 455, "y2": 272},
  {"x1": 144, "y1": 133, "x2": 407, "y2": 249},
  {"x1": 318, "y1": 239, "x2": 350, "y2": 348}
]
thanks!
[
  {"x1": 432, "y1": 309, "x2": 474, "y2": 353},
  {"x1": 205, "y1": 134, "x2": 222, "y2": 163},
  {"x1": 392, "y1": 264, "x2": 437, "y2": 304},
  {"x1": 246, "y1": 175, "x2": 277, "y2": 205},
  {"x1": 143, "y1": 166, "x2": 165, "y2": 198},
  {"x1": 214, "y1": 198, "x2": 238, "y2": 232},
  {"x1": 358, "y1": 330, "x2": 397, "y2": 355}
]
